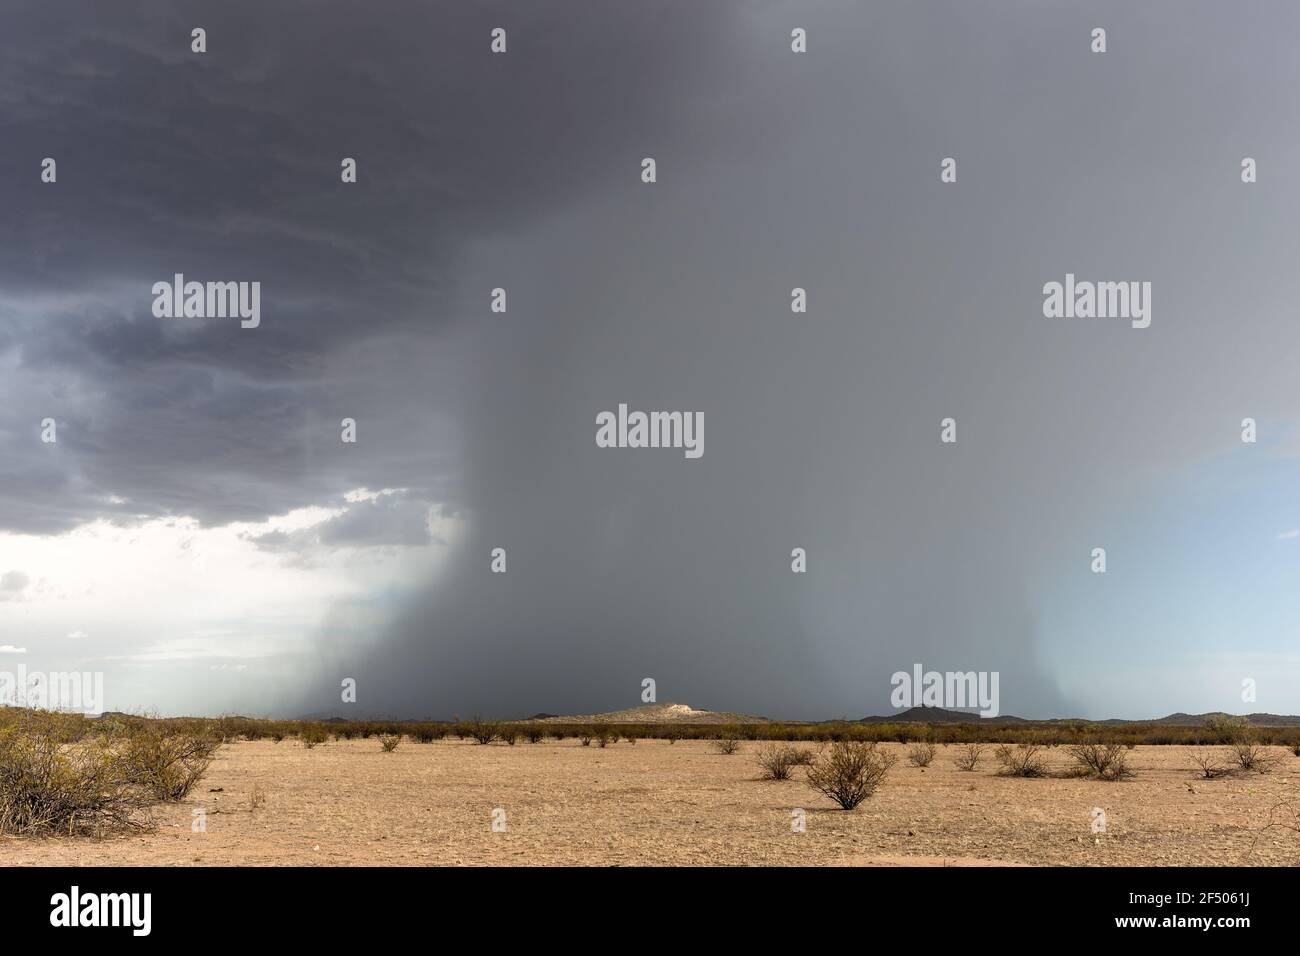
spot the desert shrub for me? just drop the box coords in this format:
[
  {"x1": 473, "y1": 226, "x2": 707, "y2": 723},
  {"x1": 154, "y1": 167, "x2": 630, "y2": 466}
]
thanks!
[
  {"x1": 0, "y1": 711, "x2": 145, "y2": 836},
  {"x1": 1231, "y1": 739, "x2": 1279, "y2": 774},
  {"x1": 524, "y1": 725, "x2": 545, "y2": 744},
  {"x1": 121, "y1": 725, "x2": 219, "y2": 801},
  {"x1": 953, "y1": 742, "x2": 985, "y2": 771},
  {"x1": 623, "y1": 730, "x2": 640, "y2": 745},
  {"x1": 1206, "y1": 715, "x2": 1250, "y2": 744},
  {"x1": 594, "y1": 726, "x2": 614, "y2": 748},
  {"x1": 411, "y1": 727, "x2": 443, "y2": 744},
  {"x1": 499, "y1": 728, "x2": 518, "y2": 746},
  {"x1": 712, "y1": 738, "x2": 742, "y2": 755},
  {"x1": 1207, "y1": 719, "x2": 1279, "y2": 773},
  {"x1": 578, "y1": 730, "x2": 594, "y2": 746},
  {"x1": 300, "y1": 725, "x2": 328, "y2": 749},
  {"x1": 1066, "y1": 742, "x2": 1133, "y2": 781},
  {"x1": 1190, "y1": 748, "x2": 1235, "y2": 778},
  {"x1": 995, "y1": 742, "x2": 1048, "y2": 778},
  {"x1": 548, "y1": 728, "x2": 567, "y2": 742},
  {"x1": 271, "y1": 731, "x2": 285, "y2": 744},
  {"x1": 91, "y1": 714, "x2": 131, "y2": 746},
  {"x1": 664, "y1": 728, "x2": 683, "y2": 745},
  {"x1": 468, "y1": 720, "x2": 499, "y2": 745},
  {"x1": 907, "y1": 740, "x2": 937, "y2": 768},
  {"x1": 786, "y1": 747, "x2": 817, "y2": 767},
  {"x1": 1292, "y1": 744, "x2": 1300, "y2": 758},
  {"x1": 379, "y1": 735, "x2": 401, "y2": 753},
  {"x1": 804, "y1": 741, "x2": 896, "y2": 810},
  {"x1": 755, "y1": 743, "x2": 800, "y2": 780}
]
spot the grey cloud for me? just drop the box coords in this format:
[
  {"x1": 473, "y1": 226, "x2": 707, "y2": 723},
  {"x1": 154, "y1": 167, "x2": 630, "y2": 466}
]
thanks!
[
  {"x1": 0, "y1": 571, "x2": 30, "y2": 600},
  {"x1": 0, "y1": 0, "x2": 735, "y2": 534},
  {"x1": 246, "y1": 491, "x2": 435, "y2": 553}
]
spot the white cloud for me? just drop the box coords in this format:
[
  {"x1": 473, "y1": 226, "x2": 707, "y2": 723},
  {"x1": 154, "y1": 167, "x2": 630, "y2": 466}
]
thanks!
[
  {"x1": 0, "y1": 496, "x2": 461, "y2": 713},
  {"x1": 1279, "y1": 529, "x2": 1300, "y2": 540}
]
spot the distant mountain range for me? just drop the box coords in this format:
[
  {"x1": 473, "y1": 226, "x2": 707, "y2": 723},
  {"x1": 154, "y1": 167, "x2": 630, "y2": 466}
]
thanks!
[{"x1": 855, "y1": 706, "x2": 1300, "y2": 727}]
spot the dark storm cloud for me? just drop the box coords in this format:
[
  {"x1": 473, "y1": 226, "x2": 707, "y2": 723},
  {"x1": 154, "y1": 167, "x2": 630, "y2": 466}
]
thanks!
[{"x1": 0, "y1": 0, "x2": 735, "y2": 532}]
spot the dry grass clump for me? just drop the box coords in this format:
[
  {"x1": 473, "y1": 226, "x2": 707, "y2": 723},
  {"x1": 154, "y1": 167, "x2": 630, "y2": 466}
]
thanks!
[
  {"x1": 299, "y1": 725, "x2": 328, "y2": 749},
  {"x1": 379, "y1": 735, "x2": 401, "y2": 753},
  {"x1": 804, "y1": 741, "x2": 895, "y2": 810},
  {"x1": 711, "y1": 738, "x2": 742, "y2": 755}
]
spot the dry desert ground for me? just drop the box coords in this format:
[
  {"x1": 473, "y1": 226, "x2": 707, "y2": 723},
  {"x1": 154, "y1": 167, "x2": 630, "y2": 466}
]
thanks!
[{"x1": 2, "y1": 738, "x2": 1298, "y2": 866}]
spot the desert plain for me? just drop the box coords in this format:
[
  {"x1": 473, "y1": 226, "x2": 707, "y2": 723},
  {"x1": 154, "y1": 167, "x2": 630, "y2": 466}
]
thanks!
[{"x1": 2, "y1": 737, "x2": 1297, "y2": 866}]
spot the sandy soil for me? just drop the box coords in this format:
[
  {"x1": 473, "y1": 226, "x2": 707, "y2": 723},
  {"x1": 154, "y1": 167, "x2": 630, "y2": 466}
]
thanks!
[{"x1": 2, "y1": 739, "x2": 1297, "y2": 866}]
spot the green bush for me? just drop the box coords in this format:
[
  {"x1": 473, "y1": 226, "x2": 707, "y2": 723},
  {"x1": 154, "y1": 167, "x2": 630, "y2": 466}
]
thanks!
[{"x1": 468, "y1": 720, "x2": 499, "y2": 745}]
